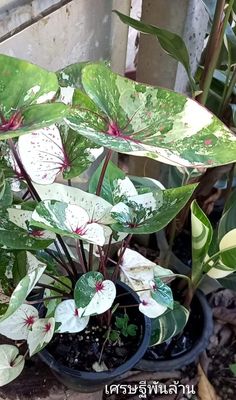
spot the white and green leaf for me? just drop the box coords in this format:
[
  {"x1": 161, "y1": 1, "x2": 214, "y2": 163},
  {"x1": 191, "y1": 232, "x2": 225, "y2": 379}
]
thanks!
[
  {"x1": 54, "y1": 299, "x2": 89, "y2": 333},
  {"x1": 27, "y1": 317, "x2": 55, "y2": 356},
  {"x1": 0, "y1": 345, "x2": 25, "y2": 387},
  {"x1": 0, "y1": 304, "x2": 38, "y2": 340}
]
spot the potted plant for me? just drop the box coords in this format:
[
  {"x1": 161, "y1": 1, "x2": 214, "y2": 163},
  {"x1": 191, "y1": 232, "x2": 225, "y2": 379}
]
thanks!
[{"x1": 0, "y1": 54, "x2": 236, "y2": 392}]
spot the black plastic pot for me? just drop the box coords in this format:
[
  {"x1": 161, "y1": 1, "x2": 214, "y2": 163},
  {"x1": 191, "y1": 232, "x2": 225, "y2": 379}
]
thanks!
[
  {"x1": 39, "y1": 281, "x2": 151, "y2": 392},
  {"x1": 136, "y1": 290, "x2": 213, "y2": 371}
]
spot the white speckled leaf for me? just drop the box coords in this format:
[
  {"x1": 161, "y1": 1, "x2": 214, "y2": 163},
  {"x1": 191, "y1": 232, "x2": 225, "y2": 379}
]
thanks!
[
  {"x1": 54, "y1": 299, "x2": 89, "y2": 333},
  {"x1": 18, "y1": 125, "x2": 67, "y2": 184},
  {"x1": 0, "y1": 304, "x2": 38, "y2": 340},
  {"x1": 31, "y1": 200, "x2": 108, "y2": 246},
  {"x1": 33, "y1": 182, "x2": 113, "y2": 224},
  {"x1": 0, "y1": 345, "x2": 25, "y2": 387},
  {"x1": 27, "y1": 317, "x2": 55, "y2": 356},
  {"x1": 65, "y1": 63, "x2": 236, "y2": 168}
]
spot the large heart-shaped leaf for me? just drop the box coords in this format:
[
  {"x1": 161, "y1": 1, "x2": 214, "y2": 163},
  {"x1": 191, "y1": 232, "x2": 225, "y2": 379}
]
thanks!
[
  {"x1": 0, "y1": 304, "x2": 38, "y2": 340},
  {"x1": 54, "y1": 299, "x2": 89, "y2": 333},
  {"x1": 150, "y1": 302, "x2": 189, "y2": 346},
  {"x1": 31, "y1": 200, "x2": 109, "y2": 246},
  {"x1": 33, "y1": 182, "x2": 113, "y2": 225},
  {"x1": 74, "y1": 272, "x2": 116, "y2": 316},
  {"x1": 27, "y1": 317, "x2": 55, "y2": 356},
  {"x1": 0, "y1": 253, "x2": 46, "y2": 322},
  {"x1": 111, "y1": 184, "x2": 196, "y2": 234},
  {"x1": 191, "y1": 200, "x2": 213, "y2": 287},
  {"x1": 0, "y1": 345, "x2": 25, "y2": 387},
  {"x1": 66, "y1": 63, "x2": 236, "y2": 168},
  {"x1": 114, "y1": 11, "x2": 196, "y2": 92}
]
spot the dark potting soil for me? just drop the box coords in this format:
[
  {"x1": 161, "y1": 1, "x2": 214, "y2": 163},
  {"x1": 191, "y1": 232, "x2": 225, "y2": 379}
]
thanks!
[{"x1": 46, "y1": 314, "x2": 142, "y2": 372}]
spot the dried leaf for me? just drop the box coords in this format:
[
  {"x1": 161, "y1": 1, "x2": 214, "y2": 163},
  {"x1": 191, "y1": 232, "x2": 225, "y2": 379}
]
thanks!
[{"x1": 198, "y1": 364, "x2": 219, "y2": 400}]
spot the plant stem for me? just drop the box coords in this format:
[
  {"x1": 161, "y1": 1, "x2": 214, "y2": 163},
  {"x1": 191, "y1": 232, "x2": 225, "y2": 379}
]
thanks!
[
  {"x1": 27, "y1": 295, "x2": 67, "y2": 305},
  {"x1": 36, "y1": 283, "x2": 68, "y2": 295},
  {"x1": 96, "y1": 150, "x2": 113, "y2": 196},
  {"x1": 98, "y1": 327, "x2": 111, "y2": 365},
  {"x1": 219, "y1": 65, "x2": 236, "y2": 115},
  {"x1": 44, "y1": 248, "x2": 73, "y2": 279},
  {"x1": 76, "y1": 240, "x2": 87, "y2": 273},
  {"x1": 8, "y1": 138, "x2": 78, "y2": 279},
  {"x1": 197, "y1": 0, "x2": 233, "y2": 105}
]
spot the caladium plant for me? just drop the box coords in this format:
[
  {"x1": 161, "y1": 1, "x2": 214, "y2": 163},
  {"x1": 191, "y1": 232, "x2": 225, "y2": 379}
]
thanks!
[{"x1": 0, "y1": 54, "x2": 236, "y2": 386}]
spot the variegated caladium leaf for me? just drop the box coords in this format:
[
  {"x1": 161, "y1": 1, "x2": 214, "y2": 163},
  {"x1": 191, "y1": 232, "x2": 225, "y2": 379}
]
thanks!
[
  {"x1": 191, "y1": 200, "x2": 213, "y2": 287},
  {"x1": 0, "y1": 54, "x2": 68, "y2": 140},
  {"x1": 60, "y1": 125, "x2": 103, "y2": 180},
  {"x1": 0, "y1": 345, "x2": 25, "y2": 387},
  {"x1": 111, "y1": 184, "x2": 196, "y2": 234},
  {"x1": 54, "y1": 299, "x2": 89, "y2": 333},
  {"x1": 27, "y1": 317, "x2": 55, "y2": 356},
  {"x1": 150, "y1": 302, "x2": 189, "y2": 346},
  {"x1": 66, "y1": 63, "x2": 236, "y2": 168},
  {"x1": 74, "y1": 272, "x2": 116, "y2": 316},
  {"x1": 139, "y1": 293, "x2": 167, "y2": 318},
  {"x1": 31, "y1": 200, "x2": 109, "y2": 246},
  {"x1": 33, "y1": 182, "x2": 114, "y2": 224},
  {"x1": 57, "y1": 61, "x2": 90, "y2": 90},
  {"x1": 0, "y1": 253, "x2": 46, "y2": 322},
  {"x1": 150, "y1": 277, "x2": 174, "y2": 309},
  {"x1": 0, "y1": 209, "x2": 54, "y2": 250},
  {"x1": 0, "y1": 304, "x2": 38, "y2": 340},
  {"x1": 7, "y1": 207, "x2": 56, "y2": 241}
]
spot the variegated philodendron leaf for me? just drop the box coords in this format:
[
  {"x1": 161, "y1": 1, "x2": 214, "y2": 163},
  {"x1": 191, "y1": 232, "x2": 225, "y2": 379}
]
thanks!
[
  {"x1": 150, "y1": 302, "x2": 189, "y2": 346},
  {"x1": 0, "y1": 54, "x2": 68, "y2": 140},
  {"x1": 111, "y1": 184, "x2": 196, "y2": 234},
  {"x1": 0, "y1": 345, "x2": 25, "y2": 387},
  {"x1": 31, "y1": 200, "x2": 110, "y2": 246},
  {"x1": 0, "y1": 253, "x2": 46, "y2": 322},
  {"x1": 54, "y1": 299, "x2": 89, "y2": 333},
  {"x1": 66, "y1": 63, "x2": 236, "y2": 168},
  {"x1": 27, "y1": 317, "x2": 55, "y2": 356},
  {"x1": 191, "y1": 200, "x2": 213, "y2": 287},
  {"x1": 0, "y1": 304, "x2": 38, "y2": 340},
  {"x1": 74, "y1": 272, "x2": 116, "y2": 316},
  {"x1": 0, "y1": 208, "x2": 54, "y2": 250},
  {"x1": 33, "y1": 182, "x2": 113, "y2": 225}
]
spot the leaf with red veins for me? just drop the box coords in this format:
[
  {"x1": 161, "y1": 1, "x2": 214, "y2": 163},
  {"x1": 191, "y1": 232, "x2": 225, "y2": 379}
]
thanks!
[
  {"x1": 27, "y1": 317, "x2": 55, "y2": 356},
  {"x1": 0, "y1": 304, "x2": 39, "y2": 340},
  {"x1": 18, "y1": 125, "x2": 70, "y2": 184},
  {"x1": 0, "y1": 111, "x2": 23, "y2": 132},
  {"x1": 54, "y1": 299, "x2": 89, "y2": 333}
]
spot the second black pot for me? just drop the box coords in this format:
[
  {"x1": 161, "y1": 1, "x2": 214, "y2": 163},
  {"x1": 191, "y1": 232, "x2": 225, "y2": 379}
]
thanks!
[
  {"x1": 136, "y1": 290, "x2": 213, "y2": 371},
  {"x1": 39, "y1": 281, "x2": 151, "y2": 392}
]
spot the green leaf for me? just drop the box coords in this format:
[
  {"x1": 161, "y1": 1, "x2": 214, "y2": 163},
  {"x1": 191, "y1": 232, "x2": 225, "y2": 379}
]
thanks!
[
  {"x1": 12, "y1": 250, "x2": 27, "y2": 285},
  {"x1": 151, "y1": 277, "x2": 173, "y2": 309},
  {"x1": 66, "y1": 63, "x2": 236, "y2": 168},
  {"x1": 0, "y1": 345, "x2": 25, "y2": 387},
  {"x1": 74, "y1": 271, "x2": 104, "y2": 308},
  {"x1": 57, "y1": 61, "x2": 91, "y2": 89},
  {"x1": 127, "y1": 324, "x2": 138, "y2": 337},
  {"x1": 114, "y1": 11, "x2": 196, "y2": 92},
  {"x1": 150, "y1": 302, "x2": 189, "y2": 346},
  {"x1": 230, "y1": 363, "x2": 236, "y2": 376},
  {"x1": 218, "y1": 189, "x2": 236, "y2": 240},
  {"x1": 74, "y1": 272, "x2": 116, "y2": 316},
  {"x1": 44, "y1": 276, "x2": 72, "y2": 317},
  {"x1": 0, "y1": 181, "x2": 13, "y2": 207},
  {"x1": 0, "y1": 253, "x2": 46, "y2": 322},
  {"x1": 219, "y1": 229, "x2": 236, "y2": 268},
  {"x1": 0, "y1": 103, "x2": 68, "y2": 141},
  {"x1": 111, "y1": 184, "x2": 196, "y2": 234},
  {"x1": 191, "y1": 200, "x2": 213, "y2": 287},
  {"x1": 61, "y1": 125, "x2": 102, "y2": 180},
  {"x1": 89, "y1": 160, "x2": 125, "y2": 204},
  {"x1": 218, "y1": 273, "x2": 236, "y2": 291}
]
